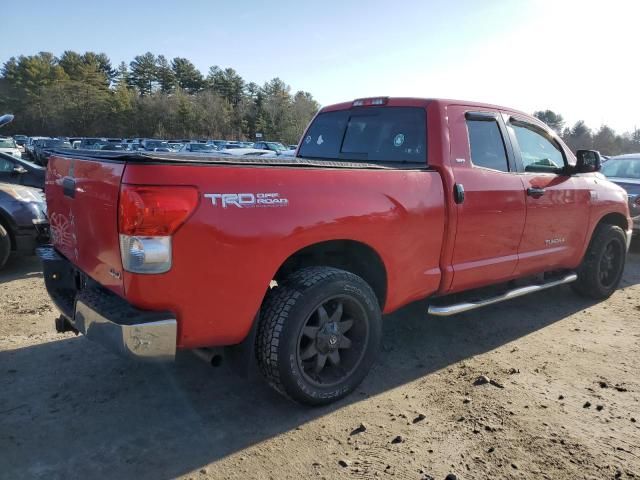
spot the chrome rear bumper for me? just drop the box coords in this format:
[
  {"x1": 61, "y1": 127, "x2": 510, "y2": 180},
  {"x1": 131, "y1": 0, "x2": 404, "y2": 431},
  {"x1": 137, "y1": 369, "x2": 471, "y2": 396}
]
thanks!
[
  {"x1": 74, "y1": 299, "x2": 177, "y2": 361},
  {"x1": 38, "y1": 245, "x2": 177, "y2": 362}
]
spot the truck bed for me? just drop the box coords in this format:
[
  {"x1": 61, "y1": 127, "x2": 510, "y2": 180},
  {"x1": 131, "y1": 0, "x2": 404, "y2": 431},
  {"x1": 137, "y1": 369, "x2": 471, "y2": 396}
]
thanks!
[{"x1": 51, "y1": 149, "x2": 414, "y2": 170}]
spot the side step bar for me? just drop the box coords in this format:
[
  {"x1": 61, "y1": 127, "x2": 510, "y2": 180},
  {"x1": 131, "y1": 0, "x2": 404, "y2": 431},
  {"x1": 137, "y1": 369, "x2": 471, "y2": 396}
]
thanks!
[{"x1": 428, "y1": 273, "x2": 578, "y2": 317}]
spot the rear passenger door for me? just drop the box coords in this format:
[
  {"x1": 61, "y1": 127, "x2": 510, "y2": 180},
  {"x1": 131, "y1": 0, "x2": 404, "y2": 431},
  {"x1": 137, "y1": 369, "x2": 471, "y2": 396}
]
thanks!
[
  {"x1": 505, "y1": 116, "x2": 591, "y2": 274},
  {"x1": 447, "y1": 106, "x2": 527, "y2": 293}
]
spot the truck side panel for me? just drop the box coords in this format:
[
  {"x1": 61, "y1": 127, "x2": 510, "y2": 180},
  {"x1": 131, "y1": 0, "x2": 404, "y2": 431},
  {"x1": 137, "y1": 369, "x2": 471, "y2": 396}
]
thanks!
[{"x1": 122, "y1": 164, "x2": 446, "y2": 348}]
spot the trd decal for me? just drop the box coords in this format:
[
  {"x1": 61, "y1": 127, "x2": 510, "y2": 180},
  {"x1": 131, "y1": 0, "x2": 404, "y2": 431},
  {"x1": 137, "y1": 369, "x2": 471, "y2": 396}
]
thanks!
[{"x1": 204, "y1": 192, "x2": 289, "y2": 208}]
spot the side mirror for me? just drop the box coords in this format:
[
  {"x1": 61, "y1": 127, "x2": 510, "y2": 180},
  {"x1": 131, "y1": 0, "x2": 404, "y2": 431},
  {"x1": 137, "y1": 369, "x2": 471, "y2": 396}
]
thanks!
[
  {"x1": 13, "y1": 165, "x2": 27, "y2": 175},
  {"x1": 575, "y1": 150, "x2": 601, "y2": 174}
]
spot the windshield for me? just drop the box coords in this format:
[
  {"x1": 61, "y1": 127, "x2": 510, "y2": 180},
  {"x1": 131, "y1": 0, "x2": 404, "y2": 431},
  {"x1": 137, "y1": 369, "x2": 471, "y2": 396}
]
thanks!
[
  {"x1": 298, "y1": 107, "x2": 427, "y2": 164},
  {"x1": 43, "y1": 140, "x2": 71, "y2": 148},
  {"x1": 0, "y1": 138, "x2": 17, "y2": 148},
  {"x1": 145, "y1": 140, "x2": 168, "y2": 149},
  {"x1": 601, "y1": 158, "x2": 640, "y2": 179},
  {"x1": 189, "y1": 144, "x2": 216, "y2": 151},
  {"x1": 265, "y1": 142, "x2": 286, "y2": 152}
]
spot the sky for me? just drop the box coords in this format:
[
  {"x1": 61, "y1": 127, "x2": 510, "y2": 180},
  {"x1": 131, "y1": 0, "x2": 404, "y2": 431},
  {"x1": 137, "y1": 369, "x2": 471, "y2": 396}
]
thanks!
[{"x1": 3, "y1": 0, "x2": 639, "y2": 132}]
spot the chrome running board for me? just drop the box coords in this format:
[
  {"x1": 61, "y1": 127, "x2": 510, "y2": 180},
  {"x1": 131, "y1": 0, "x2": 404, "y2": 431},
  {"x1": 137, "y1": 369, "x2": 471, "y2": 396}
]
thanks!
[{"x1": 428, "y1": 273, "x2": 578, "y2": 317}]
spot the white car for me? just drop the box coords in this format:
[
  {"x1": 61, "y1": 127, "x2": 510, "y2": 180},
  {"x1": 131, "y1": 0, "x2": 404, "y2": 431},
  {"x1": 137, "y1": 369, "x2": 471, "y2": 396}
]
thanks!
[
  {"x1": 218, "y1": 148, "x2": 273, "y2": 156},
  {"x1": 0, "y1": 137, "x2": 22, "y2": 158}
]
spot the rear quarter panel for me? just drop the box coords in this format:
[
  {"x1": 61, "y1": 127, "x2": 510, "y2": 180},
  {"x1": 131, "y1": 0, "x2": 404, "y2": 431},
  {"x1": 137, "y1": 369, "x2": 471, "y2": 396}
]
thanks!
[{"x1": 122, "y1": 164, "x2": 446, "y2": 348}]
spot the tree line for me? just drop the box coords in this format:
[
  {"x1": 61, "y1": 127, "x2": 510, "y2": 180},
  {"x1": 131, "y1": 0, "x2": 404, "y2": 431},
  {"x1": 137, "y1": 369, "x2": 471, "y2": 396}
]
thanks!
[
  {"x1": 0, "y1": 51, "x2": 320, "y2": 144},
  {"x1": 534, "y1": 110, "x2": 640, "y2": 156}
]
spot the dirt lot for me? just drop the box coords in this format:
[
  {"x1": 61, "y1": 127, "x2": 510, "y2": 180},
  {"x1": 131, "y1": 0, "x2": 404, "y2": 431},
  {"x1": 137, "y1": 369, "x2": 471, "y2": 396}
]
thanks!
[{"x1": 1, "y1": 246, "x2": 639, "y2": 480}]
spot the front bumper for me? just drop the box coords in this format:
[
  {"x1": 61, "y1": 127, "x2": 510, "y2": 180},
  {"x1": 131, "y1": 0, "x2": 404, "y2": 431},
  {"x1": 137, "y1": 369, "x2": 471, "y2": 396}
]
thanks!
[
  {"x1": 14, "y1": 220, "x2": 50, "y2": 254},
  {"x1": 38, "y1": 245, "x2": 177, "y2": 361}
]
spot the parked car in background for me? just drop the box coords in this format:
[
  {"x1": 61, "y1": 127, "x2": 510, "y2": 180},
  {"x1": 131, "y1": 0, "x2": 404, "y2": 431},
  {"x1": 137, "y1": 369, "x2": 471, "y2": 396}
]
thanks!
[
  {"x1": 0, "y1": 152, "x2": 45, "y2": 189},
  {"x1": 179, "y1": 142, "x2": 218, "y2": 153},
  {"x1": 77, "y1": 138, "x2": 107, "y2": 150},
  {"x1": 207, "y1": 140, "x2": 227, "y2": 149},
  {"x1": 98, "y1": 143, "x2": 127, "y2": 151},
  {"x1": 601, "y1": 154, "x2": 640, "y2": 235},
  {"x1": 24, "y1": 136, "x2": 49, "y2": 159},
  {"x1": 140, "y1": 139, "x2": 170, "y2": 151},
  {"x1": 33, "y1": 138, "x2": 72, "y2": 166},
  {"x1": 252, "y1": 141, "x2": 288, "y2": 154},
  {"x1": 13, "y1": 135, "x2": 28, "y2": 154},
  {"x1": 0, "y1": 137, "x2": 22, "y2": 158},
  {"x1": 0, "y1": 182, "x2": 48, "y2": 270},
  {"x1": 12, "y1": 134, "x2": 27, "y2": 146}
]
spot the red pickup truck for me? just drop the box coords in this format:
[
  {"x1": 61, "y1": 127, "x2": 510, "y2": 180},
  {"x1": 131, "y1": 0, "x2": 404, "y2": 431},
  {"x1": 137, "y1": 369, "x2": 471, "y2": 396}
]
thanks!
[{"x1": 40, "y1": 97, "x2": 632, "y2": 405}]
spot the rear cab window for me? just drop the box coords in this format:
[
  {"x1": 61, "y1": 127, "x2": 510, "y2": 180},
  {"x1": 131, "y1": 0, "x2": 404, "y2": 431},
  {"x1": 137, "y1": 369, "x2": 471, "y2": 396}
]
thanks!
[{"x1": 298, "y1": 107, "x2": 427, "y2": 166}]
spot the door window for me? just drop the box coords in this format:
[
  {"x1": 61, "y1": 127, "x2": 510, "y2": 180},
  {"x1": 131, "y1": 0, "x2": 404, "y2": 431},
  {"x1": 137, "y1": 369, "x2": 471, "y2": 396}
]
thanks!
[
  {"x1": 511, "y1": 123, "x2": 565, "y2": 173},
  {"x1": 466, "y1": 119, "x2": 509, "y2": 172},
  {"x1": 0, "y1": 156, "x2": 15, "y2": 172}
]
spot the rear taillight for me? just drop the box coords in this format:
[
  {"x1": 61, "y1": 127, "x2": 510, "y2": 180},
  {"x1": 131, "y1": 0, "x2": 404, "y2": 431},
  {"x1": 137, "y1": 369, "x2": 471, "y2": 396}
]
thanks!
[{"x1": 118, "y1": 185, "x2": 198, "y2": 274}]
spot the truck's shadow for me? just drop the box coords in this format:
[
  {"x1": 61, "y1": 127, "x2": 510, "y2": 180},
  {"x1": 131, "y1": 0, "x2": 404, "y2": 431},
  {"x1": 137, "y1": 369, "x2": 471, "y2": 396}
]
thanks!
[
  {"x1": 1, "y1": 250, "x2": 639, "y2": 479},
  {"x1": 0, "y1": 255, "x2": 43, "y2": 284}
]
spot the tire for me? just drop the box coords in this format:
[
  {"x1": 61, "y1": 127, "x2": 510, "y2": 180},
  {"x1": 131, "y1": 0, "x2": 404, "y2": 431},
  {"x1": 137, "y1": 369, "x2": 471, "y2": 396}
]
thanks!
[
  {"x1": 572, "y1": 224, "x2": 627, "y2": 300},
  {"x1": 256, "y1": 266, "x2": 382, "y2": 405},
  {"x1": 0, "y1": 224, "x2": 11, "y2": 271}
]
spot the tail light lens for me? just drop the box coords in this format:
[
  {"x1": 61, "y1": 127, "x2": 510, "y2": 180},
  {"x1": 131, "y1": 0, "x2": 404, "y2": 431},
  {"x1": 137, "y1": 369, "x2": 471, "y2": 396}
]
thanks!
[{"x1": 118, "y1": 185, "x2": 198, "y2": 274}]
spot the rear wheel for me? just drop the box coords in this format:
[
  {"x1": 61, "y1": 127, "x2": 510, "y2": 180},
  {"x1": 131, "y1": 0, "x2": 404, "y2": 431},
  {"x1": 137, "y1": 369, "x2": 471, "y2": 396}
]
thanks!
[
  {"x1": 256, "y1": 267, "x2": 381, "y2": 405},
  {"x1": 0, "y1": 225, "x2": 11, "y2": 270},
  {"x1": 572, "y1": 224, "x2": 627, "y2": 299}
]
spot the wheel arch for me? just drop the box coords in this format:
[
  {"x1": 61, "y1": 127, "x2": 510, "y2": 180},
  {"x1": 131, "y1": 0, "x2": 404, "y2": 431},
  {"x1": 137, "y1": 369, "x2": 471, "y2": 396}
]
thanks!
[
  {"x1": 273, "y1": 239, "x2": 388, "y2": 310},
  {"x1": 596, "y1": 212, "x2": 628, "y2": 231}
]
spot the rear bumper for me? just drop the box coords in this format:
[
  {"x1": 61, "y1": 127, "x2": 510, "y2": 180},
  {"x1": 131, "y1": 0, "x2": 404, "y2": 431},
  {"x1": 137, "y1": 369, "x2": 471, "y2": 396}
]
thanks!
[{"x1": 37, "y1": 245, "x2": 177, "y2": 361}]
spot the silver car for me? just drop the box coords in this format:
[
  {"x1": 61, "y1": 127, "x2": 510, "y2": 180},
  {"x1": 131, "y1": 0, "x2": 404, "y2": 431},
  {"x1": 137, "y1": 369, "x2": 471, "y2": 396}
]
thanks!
[{"x1": 601, "y1": 154, "x2": 640, "y2": 234}]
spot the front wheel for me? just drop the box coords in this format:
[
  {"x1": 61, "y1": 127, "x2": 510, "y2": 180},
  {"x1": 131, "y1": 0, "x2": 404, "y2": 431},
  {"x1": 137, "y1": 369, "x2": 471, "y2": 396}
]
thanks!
[
  {"x1": 572, "y1": 224, "x2": 627, "y2": 300},
  {"x1": 256, "y1": 267, "x2": 382, "y2": 405}
]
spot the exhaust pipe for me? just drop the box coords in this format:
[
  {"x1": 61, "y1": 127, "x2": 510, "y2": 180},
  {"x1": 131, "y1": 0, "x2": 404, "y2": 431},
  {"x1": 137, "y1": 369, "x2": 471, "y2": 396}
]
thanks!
[{"x1": 192, "y1": 348, "x2": 223, "y2": 367}]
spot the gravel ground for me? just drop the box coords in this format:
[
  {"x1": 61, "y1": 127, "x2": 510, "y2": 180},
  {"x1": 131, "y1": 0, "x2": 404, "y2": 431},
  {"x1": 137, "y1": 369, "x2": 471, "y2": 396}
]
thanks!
[{"x1": 1, "y1": 245, "x2": 639, "y2": 480}]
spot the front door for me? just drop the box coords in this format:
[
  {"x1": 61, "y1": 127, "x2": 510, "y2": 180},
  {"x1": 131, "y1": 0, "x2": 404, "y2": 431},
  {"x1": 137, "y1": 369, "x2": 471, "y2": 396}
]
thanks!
[
  {"x1": 447, "y1": 106, "x2": 527, "y2": 293},
  {"x1": 505, "y1": 117, "x2": 591, "y2": 275}
]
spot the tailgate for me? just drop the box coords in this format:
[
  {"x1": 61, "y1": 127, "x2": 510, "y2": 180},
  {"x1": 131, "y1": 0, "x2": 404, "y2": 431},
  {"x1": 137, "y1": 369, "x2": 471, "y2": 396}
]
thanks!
[{"x1": 46, "y1": 154, "x2": 125, "y2": 296}]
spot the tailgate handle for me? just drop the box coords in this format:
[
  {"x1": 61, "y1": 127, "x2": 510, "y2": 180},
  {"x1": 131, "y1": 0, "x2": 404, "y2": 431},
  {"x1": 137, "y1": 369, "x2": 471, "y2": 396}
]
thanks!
[{"x1": 62, "y1": 177, "x2": 76, "y2": 198}]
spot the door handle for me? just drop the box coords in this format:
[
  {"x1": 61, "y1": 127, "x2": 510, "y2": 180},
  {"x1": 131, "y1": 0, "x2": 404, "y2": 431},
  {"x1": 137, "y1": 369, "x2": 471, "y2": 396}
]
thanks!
[
  {"x1": 527, "y1": 187, "x2": 545, "y2": 198},
  {"x1": 62, "y1": 177, "x2": 76, "y2": 198},
  {"x1": 454, "y1": 183, "x2": 465, "y2": 204}
]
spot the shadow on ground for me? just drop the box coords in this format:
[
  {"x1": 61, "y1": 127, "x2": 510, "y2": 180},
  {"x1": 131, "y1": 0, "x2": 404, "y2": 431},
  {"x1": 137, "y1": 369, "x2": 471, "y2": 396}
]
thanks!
[
  {"x1": 1, "y1": 249, "x2": 639, "y2": 479},
  {"x1": 0, "y1": 255, "x2": 42, "y2": 284}
]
